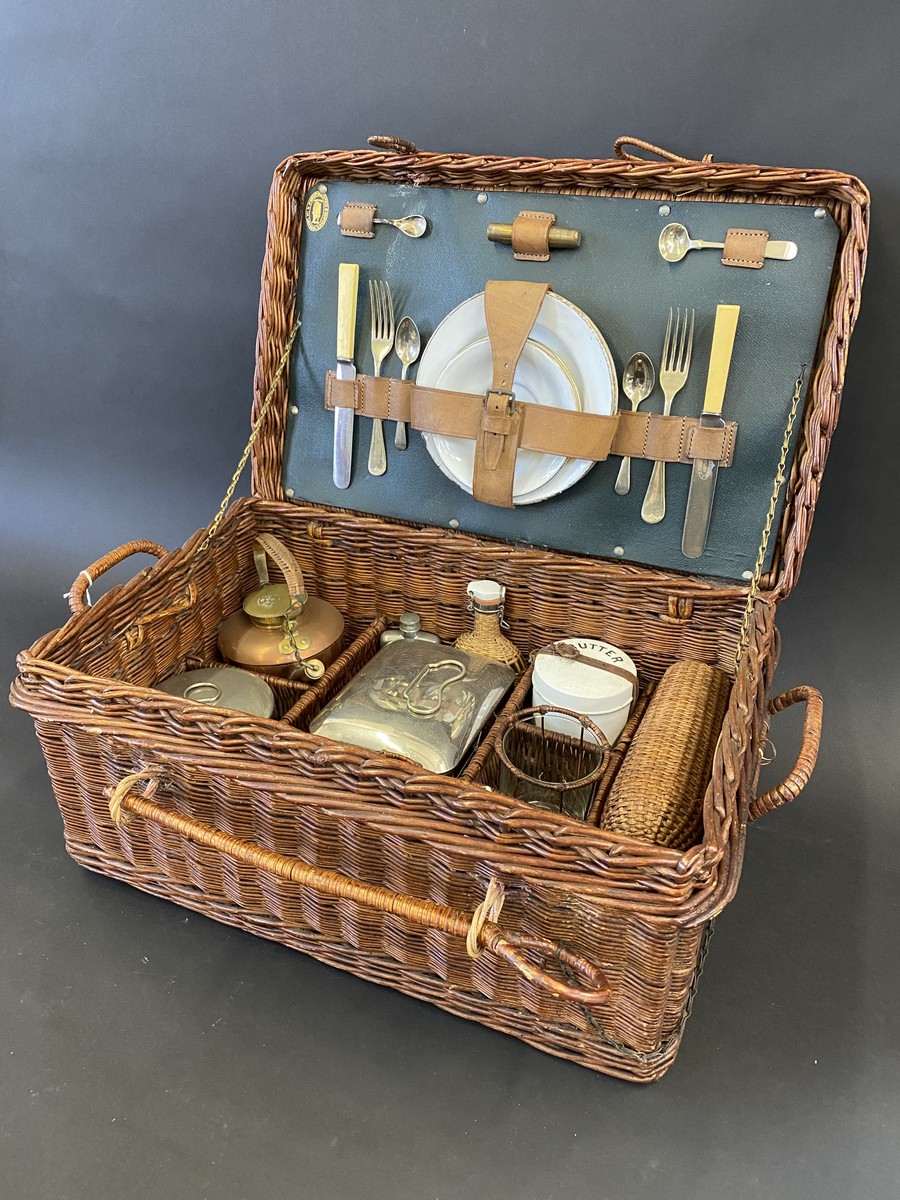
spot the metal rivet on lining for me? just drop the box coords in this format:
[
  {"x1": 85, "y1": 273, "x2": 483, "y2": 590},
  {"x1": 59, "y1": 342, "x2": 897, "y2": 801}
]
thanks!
[
  {"x1": 449, "y1": 519, "x2": 460, "y2": 529},
  {"x1": 742, "y1": 570, "x2": 753, "y2": 580},
  {"x1": 814, "y1": 207, "x2": 827, "y2": 218},
  {"x1": 290, "y1": 405, "x2": 299, "y2": 415},
  {"x1": 477, "y1": 193, "x2": 488, "y2": 204},
  {"x1": 659, "y1": 205, "x2": 671, "y2": 216},
  {"x1": 285, "y1": 488, "x2": 295, "y2": 497},
  {"x1": 318, "y1": 185, "x2": 328, "y2": 194},
  {"x1": 613, "y1": 546, "x2": 625, "y2": 557}
]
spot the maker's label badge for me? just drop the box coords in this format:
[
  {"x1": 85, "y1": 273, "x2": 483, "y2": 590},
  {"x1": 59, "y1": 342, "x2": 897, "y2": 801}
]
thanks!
[{"x1": 304, "y1": 188, "x2": 329, "y2": 231}]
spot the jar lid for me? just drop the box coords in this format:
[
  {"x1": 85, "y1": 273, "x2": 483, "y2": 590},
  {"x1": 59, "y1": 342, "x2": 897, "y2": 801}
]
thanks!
[
  {"x1": 467, "y1": 579, "x2": 505, "y2": 607},
  {"x1": 156, "y1": 667, "x2": 276, "y2": 718},
  {"x1": 243, "y1": 582, "x2": 293, "y2": 625},
  {"x1": 532, "y1": 638, "x2": 637, "y2": 714}
]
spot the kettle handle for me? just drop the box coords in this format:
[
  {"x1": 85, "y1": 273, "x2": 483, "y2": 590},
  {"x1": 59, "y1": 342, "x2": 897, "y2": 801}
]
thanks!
[{"x1": 254, "y1": 533, "x2": 307, "y2": 605}]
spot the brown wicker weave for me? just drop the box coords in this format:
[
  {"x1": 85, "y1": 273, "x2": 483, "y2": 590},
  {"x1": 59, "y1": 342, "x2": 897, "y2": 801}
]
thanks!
[
  {"x1": 599, "y1": 660, "x2": 733, "y2": 849},
  {"x1": 9, "y1": 134, "x2": 861, "y2": 1081}
]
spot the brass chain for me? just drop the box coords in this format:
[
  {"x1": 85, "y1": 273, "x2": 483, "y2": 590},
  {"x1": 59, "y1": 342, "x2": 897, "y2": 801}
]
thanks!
[
  {"x1": 279, "y1": 601, "x2": 325, "y2": 680},
  {"x1": 195, "y1": 315, "x2": 302, "y2": 556},
  {"x1": 733, "y1": 368, "x2": 806, "y2": 670}
]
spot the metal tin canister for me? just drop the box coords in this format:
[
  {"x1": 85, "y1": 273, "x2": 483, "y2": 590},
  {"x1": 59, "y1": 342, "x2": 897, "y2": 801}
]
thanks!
[{"x1": 155, "y1": 667, "x2": 276, "y2": 718}]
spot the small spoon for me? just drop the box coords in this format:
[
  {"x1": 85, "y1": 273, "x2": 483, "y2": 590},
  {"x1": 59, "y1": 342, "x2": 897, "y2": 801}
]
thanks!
[
  {"x1": 394, "y1": 316, "x2": 421, "y2": 449},
  {"x1": 615, "y1": 352, "x2": 655, "y2": 495},
  {"x1": 374, "y1": 214, "x2": 428, "y2": 238},
  {"x1": 659, "y1": 221, "x2": 798, "y2": 262}
]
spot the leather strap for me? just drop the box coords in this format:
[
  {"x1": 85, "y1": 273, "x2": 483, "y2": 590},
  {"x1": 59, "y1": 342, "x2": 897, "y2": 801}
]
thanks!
[
  {"x1": 612, "y1": 409, "x2": 738, "y2": 467},
  {"x1": 324, "y1": 373, "x2": 737, "y2": 468},
  {"x1": 511, "y1": 211, "x2": 555, "y2": 261},
  {"x1": 536, "y1": 642, "x2": 638, "y2": 701},
  {"x1": 484, "y1": 280, "x2": 551, "y2": 392},
  {"x1": 722, "y1": 227, "x2": 769, "y2": 268},
  {"x1": 470, "y1": 280, "x2": 552, "y2": 506},
  {"x1": 339, "y1": 202, "x2": 376, "y2": 238}
]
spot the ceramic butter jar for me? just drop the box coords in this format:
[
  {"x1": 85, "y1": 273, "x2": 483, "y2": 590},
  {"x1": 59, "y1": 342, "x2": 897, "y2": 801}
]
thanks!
[{"x1": 531, "y1": 638, "x2": 638, "y2": 745}]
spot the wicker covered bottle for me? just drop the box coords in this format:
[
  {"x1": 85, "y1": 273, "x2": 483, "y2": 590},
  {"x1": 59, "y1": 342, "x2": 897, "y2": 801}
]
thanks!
[{"x1": 455, "y1": 580, "x2": 524, "y2": 672}]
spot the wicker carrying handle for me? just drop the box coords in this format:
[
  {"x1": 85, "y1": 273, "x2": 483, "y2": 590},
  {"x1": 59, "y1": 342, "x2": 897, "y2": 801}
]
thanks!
[
  {"x1": 749, "y1": 686, "x2": 824, "y2": 821},
  {"x1": 613, "y1": 136, "x2": 714, "y2": 164},
  {"x1": 254, "y1": 533, "x2": 306, "y2": 603},
  {"x1": 66, "y1": 540, "x2": 169, "y2": 615},
  {"x1": 107, "y1": 770, "x2": 611, "y2": 1006}
]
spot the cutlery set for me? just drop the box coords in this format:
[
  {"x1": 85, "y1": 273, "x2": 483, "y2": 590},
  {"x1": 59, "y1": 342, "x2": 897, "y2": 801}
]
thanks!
[
  {"x1": 614, "y1": 305, "x2": 739, "y2": 557},
  {"x1": 325, "y1": 205, "x2": 792, "y2": 561},
  {"x1": 332, "y1": 271, "x2": 423, "y2": 486}
]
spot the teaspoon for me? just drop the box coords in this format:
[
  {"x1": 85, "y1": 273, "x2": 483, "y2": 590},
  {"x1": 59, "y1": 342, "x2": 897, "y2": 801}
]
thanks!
[
  {"x1": 394, "y1": 316, "x2": 421, "y2": 449},
  {"x1": 373, "y1": 214, "x2": 428, "y2": 238},
  {"x1": 615, "y1": 352, "x2": 656, "y2": 495},
  {"x1": 658, "y1": 221, "x2": 798, "y2": 262}
]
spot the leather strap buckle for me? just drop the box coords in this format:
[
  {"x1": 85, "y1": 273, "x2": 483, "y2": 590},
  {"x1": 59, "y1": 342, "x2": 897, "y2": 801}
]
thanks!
[{"x1": 483, "y1": 387, "x2": 516, "y2": 415}]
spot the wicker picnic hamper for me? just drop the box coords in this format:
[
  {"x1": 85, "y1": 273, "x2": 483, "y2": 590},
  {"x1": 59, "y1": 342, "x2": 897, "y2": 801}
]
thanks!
[{"x1": 10, "y1": 135, "x2": 866, "y2": 1081}]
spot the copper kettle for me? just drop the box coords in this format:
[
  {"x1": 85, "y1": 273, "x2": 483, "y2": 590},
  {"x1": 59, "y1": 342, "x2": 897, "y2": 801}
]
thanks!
[{"x1": 217, "y1": 534, "x2": 344, "y2": 680}]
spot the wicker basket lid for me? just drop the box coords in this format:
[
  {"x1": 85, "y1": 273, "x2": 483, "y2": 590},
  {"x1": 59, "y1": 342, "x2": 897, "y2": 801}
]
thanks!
[{"x1": 251, "y1": 138, "x2": 869, "y2": 601}]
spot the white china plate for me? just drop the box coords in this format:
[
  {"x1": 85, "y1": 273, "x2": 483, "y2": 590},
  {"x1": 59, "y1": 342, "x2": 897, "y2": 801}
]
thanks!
[
  {"x1": 418, "y1": 291, "x2": 617, "y2": 505},
  {"x1": 430, "y1": 337, "x2": 579, "y2": 499}
]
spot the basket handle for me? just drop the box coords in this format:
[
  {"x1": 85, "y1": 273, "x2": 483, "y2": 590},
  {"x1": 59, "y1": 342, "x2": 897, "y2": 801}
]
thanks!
[
  {"x1": 107, "y1": 770, "x2": 611, "y2": 1007},
  {"x1": 613, "y1": 135, "x2": 714, "y2": 164},
  {"x1": 254, "y1": 533, "x2": 307, "y2": 605},
  {"x1": 367, "y1": 134, "x2": 419, "y2": 154},
  {"x1": 66, "y1": 540, "x2": 169, "y2": 615},
  {"x1": 749, "y1": 686, "x2": 824, "y2": 821}
]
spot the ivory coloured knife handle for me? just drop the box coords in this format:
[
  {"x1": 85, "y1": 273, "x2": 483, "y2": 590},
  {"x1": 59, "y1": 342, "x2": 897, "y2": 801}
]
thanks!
[
  {"x1": 681, "y1": 303, "x2": 741, "y2": 558},
  {"x1": 337, "y1": 262, "x2": 359, "y2": 361},
  {"x1": 701, "y1": 304, "x2": 740, "y2": 416}
]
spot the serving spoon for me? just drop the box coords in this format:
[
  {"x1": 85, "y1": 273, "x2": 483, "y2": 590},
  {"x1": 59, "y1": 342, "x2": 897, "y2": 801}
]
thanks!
[
  {"x1": 614, "y1": 352, "x2": 656, "y2": 495},
  {"x1": 658, "y1": 221, "x2": 798, "y2": 262}
]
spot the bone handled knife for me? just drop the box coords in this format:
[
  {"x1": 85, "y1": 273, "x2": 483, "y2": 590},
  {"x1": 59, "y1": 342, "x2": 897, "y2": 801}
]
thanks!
[
  {"x1": 333, "y1": 262, "x2": 359, "y2": 488},
  {"x1": 681, "y1": 304, "x2": 740, "y2": 559}
]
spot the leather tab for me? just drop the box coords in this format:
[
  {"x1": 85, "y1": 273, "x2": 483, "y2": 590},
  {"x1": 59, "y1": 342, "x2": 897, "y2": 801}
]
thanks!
[
  {"x1": 484, "y1": 280, "x2": 551, "y2": 391},
  {"x1": 339, "y1": 202, "x2": 376, "y2": 238},
  {"x1": 511, "y1": 210, "x2": 555, "y2": 261},
  {"x1": 610, "y1": 410, "x2": 735, "y2": 466},
  {"x1": 722, "y1": 227, "x2": 769, "y2": 268},
  {"x1": 473, "y1": 393, "x2": 523, "y2": 506},
  {"x1": 686, "y1": 422, "x2": 736, "y2": 463}
]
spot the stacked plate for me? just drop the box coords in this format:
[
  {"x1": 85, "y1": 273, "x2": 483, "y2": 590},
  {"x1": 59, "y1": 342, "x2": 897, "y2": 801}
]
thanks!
[{"x1": 418, "y1": 291, "x2": 618, "y2": 505}]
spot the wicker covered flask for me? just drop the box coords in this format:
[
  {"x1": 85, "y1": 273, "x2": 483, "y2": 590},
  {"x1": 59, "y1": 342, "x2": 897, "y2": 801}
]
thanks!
[
  {"x1": 599, "y1": 660, "x2": 732, "y2": 849},
  {"x1": 454, "y1": 580, "x2": 525, "y2": 672}
]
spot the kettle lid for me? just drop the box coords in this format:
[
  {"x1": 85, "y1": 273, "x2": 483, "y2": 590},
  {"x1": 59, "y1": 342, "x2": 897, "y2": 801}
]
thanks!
[{"x1": 243, "y1": 582, "x2": 293, "y2": 626}]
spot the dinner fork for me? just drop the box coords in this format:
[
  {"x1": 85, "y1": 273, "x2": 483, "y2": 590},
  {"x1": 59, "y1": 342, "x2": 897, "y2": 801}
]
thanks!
[
  {"x1": 640, "y1": 307, "x2": 695, "y2": 524},
  {"x1": 367, "y1": 278, "x2": 395, "y2": 476}
]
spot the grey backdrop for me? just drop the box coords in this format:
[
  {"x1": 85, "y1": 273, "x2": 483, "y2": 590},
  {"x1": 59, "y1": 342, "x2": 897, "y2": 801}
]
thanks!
[{"x1": 2, "y1": 3, "x2": 898, "y2": 1199}]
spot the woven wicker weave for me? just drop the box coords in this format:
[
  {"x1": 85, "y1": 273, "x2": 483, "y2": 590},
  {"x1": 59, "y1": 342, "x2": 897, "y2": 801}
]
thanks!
[
  {"x1": 9, "y1": 134, "x2": 861, "y2": 1080},
  {"x1": 599, "y1": 660, "x2": 733, "y2": 849}
]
